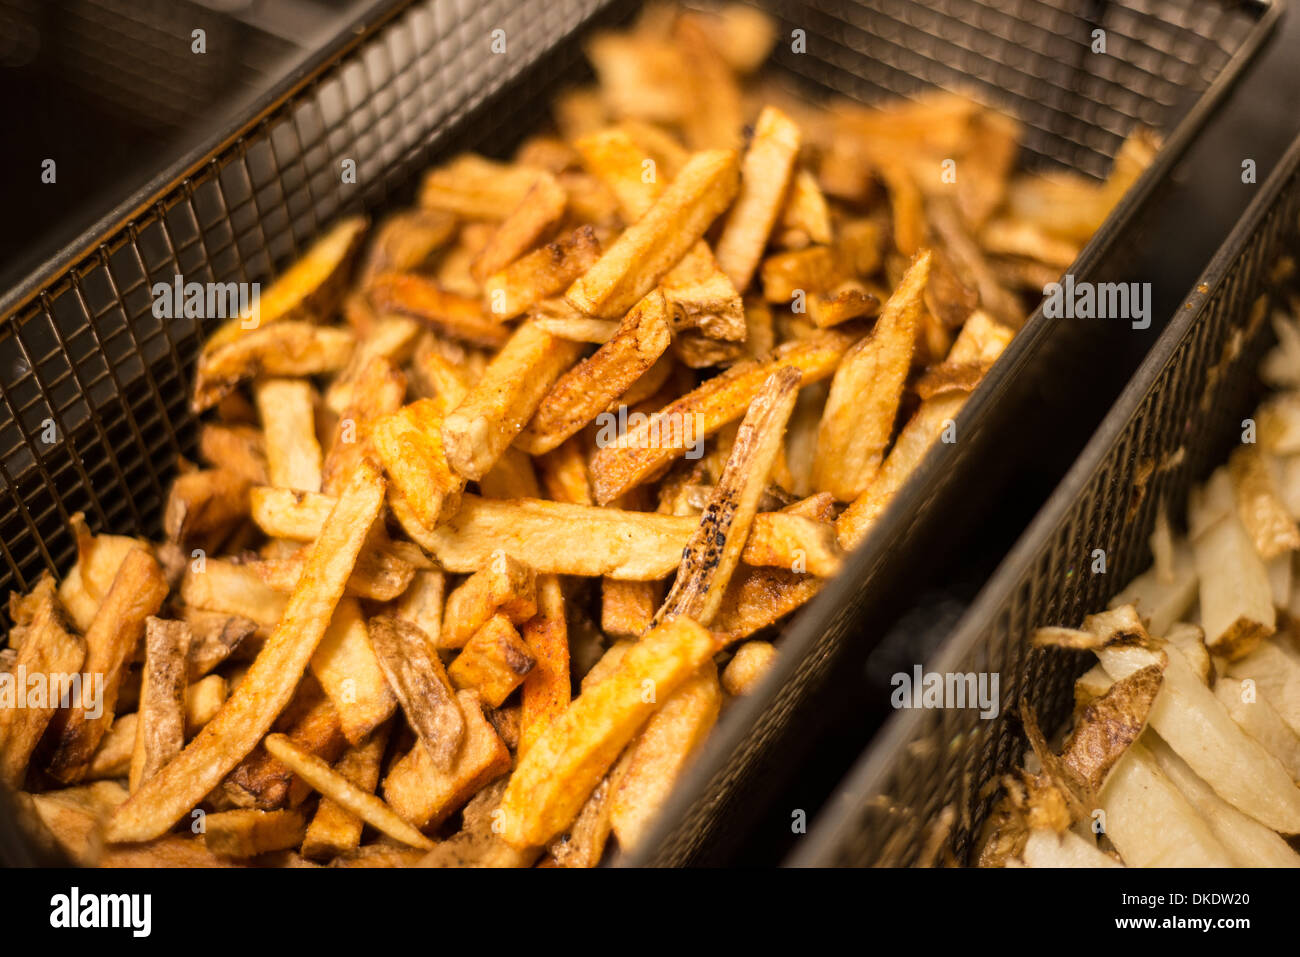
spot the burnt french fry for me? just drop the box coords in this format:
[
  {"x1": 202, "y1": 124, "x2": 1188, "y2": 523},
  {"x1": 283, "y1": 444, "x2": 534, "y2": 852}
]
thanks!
[{"x1": 654, "y1": 367, "x2": 800, "y2": 626}]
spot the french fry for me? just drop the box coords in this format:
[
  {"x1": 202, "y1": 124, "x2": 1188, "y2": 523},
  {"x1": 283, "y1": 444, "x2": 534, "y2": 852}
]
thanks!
[
  {"x1": 721, "y1": 640, "x2": 777, "y2": 696},
  {"x1": 223, "y1": 686, "x2": 347, "y2": 810},
  {"x1": 371, "y1": 398, "x2": 465, "y2": 531},
  {"x1": 1229, "y1": 444, "x2": 1300, "y2": 560},
  {"x1": 367, "y1": 272, "x2": 510, "y2": 348},
  {"x1": 47, "y1": 549, "x2": 169, "y2": 784},
  {"x1": 368, "y1": 616, "x2": 464, "y2": 771},
  {"x1": 86, "y1": 676, "x2": 229, "y2": 781},
  {"x1": 520, "y1": 575, "x2": 570, "y2": 756},
  {"x1": 1214, "y1": 676, "x2": 1300, "y2": 779},
  {"x1": 163, "y1": 469, "x2": 251, "y2": 553},
  {"x1": 813, "y1": 251, "x2": 929, "y2": 501},
  {"x1": 713, "y1": 106, "x2": 801, "y2": 290},
  {"x1": 441, "y1": 551, "x2": 538, "y2": 650},
  {"x1": 536, "y1": 437, "x2": 595, "y2": 505},
  {"x1": 483, "y1": 226, "x2": 602, "y2": 321},
  {"x1": 741, "y1": 511, "x2": 842, "y2": 577},
  {"x1": 359, "y1": 209, "x2": 456, "y2": 288},
  {"x1": 309, "y1": 598, "x2": 396, "y2": 746},
  {"x1": 499, "y1": 615, "x2": 716, "y2": 848},
  {"x1": 198, "y1": 424, "x2": 268, "y2": 485},
  {"x1": 193, "y1": 321, "x2": 355, "y2": 412},
  {"x1": 608, "y1": 661, "x2": 721, "y2": 851},
  {"x1": 301, "y1": 726, "x2": 389, "y2": 860},
  {"x1": 471, "y1": 172, "x2": 568, "y2": 282},
  {"x1": 392, "y1": 569, "x2": 446, "y2": 646},
  {"x1": 590, "y1": 330, "x2": 853, "y2": 503},
  {"x1": 382, "y1": 690, "x2": 511, "y2": 830},
  {"x1": 517, "y1": 289, "x2": 672, "y2": 455},
  {"x1": 204, "y1": 808, "x2": 307, "y2": 859},
  {"x1": 655, "y1": 368, "x2": 799, "y2": 626},
  {"x1": 202, "y1": 216, "x2": 368, "y2": 352},
  {"x1": 128, "y1": 618, "x2": 192, "y2": 793},
  {"x1": 441, "y1": 321, "x2": 585, "y2": 480},
  {"x1": 0, "y1": 577, "x2": 86, "y2": 788},
  {"x1": 566, "y1": 149, "x2": 739, "y2": 318},
  {"x1": 106, "y1": 462, "x2": 384, "y2": 843},
  {"x1": 254, "y1": 378, "x2": 323, "y2": 492},
  {"x1": 249, "y1": 486, "x2": 336, "y2": 541},
  {"x1": 419, "y1": 154, "x2": 545, "y2": 220},
  {"x1": 780, "y1": 167, "x2": 833, "y2": 247},
  {"x1": 760, "y1": 219, "x2": 883, "y2": 304},
  {"x1": 710, "y1": 567, "x2": 822, "y2": 647},
  {"x1": 1226, "y1": 640, "x2": 1300, "y2": 736},
  {"x1": 448, "y1": 615, "x2": 537, "y2": 708},
  {"x1": 264, "y1": 732, "x2": 432, "y2": 850}
]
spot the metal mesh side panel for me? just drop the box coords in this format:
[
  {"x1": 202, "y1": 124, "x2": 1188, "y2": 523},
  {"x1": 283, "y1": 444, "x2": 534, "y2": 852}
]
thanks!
[{"x1": 811, "y1": 146, "x2": 1300, "y2": 867}]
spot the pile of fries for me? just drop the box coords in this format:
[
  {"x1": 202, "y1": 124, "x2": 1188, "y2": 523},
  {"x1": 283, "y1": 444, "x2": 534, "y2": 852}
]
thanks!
[
  {"x1": 983, "y1": 296, "x2": 1300, "y2": 868},
  {"x1": 2, "y1": 3, "x2": 1148, "y2": 867}
]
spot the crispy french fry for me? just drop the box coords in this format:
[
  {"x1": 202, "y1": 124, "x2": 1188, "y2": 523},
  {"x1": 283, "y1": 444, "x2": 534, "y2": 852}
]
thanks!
[
  {"x1": 47, "y1": 549, "x2": 169, "y2": 784},
  {"x1": 441, "y1": 321, "x2": 584, "y2": 480},
  {"x1": 392, "y1": 569, "x2": 445, "y2": 646},
  {"x1": 518, "y1": 290, "x2": 672, "y2": 455},
  {"x1": 471, "y1": 172, "x2": 567, "y2": 282},
  {"x1": 608, "y1": 662, "x2": 721, "y2": 850},
  {"x1": 441, "y1": 551, "x2": 538, "y2": 650},
  {"x1": 714, "y1": 106, "x2": 801, "y2": 290},
  {"x1": 721, "y1": 640, "x2": 777, "y2": 696},
  {"x1": 590, "y1": 330, "x2": 853, "y2": 503},
  {"x1": 813, "y1": 251, "x2": 929, "y2": 501},
  {"x1": 86, "y1": 676, "x2": 229, "y2": 781},
  {"x1": 710, "y1": 566, "x2": 822, "y2": 647},
  {"x1": 254, "y1": 378, "x2": 323, "y2": 492},
  {"x1": 741, "y1": 511, "x2": 842, "y2": 577},
  {"x1": 448, "y1": 615, "x2": 537, "y2": 708},
  {"x1": 128, "y1": 618, "x2": 192, "y2": 793},
  {"x1": 106, "y1": 462, "x2": 384, "y2": 843},
  {"x1": 499, "y1": 615, "x2": 716, "y2": 848},
  {"x1": 655, "y1": 368, "x2": 799, "y2": 626},
  {"x1": 368, "y1": 272, "x2": 510, "y2": 348},
  {"x1": 204, "y1": 808, "x2": 307, "y2": 859},
  {"x1": 309, "y1": 598, "x2": 396, "y2": 746},
  {"x1": 301, "y1": 726, "x2": 389, "y2": 860},
  {"x1": 193, "y1": 322, "x2": 355, "y2": 412},
  {"x1": 520, "y1": 574, "x2": 570, "y2": 757},
  {"x1": 249, "y1": 486, "x2": 336, "y2": 541},
  {"x1": 359, "y1": 210, "x2": 456, "y2": 288},
  {"x1": 368, "y1": 616, "x2": 464, "y2": 772},
  {"x1": 264, "y1": 732, "x2": 432, "y2": 850},
  {"x1": 419, "y1": 154, "x2": 545, "y2": 220},
  {"x1": 484, "y1": 226, "x2": 603, "y2": 321},
  {"x1": 566, "y1": 149, "x2": 739, "y2": 318},
  {"x1": 0, "y1": 577, "x2": 86, "y2": 788},
  {"x1": 198, "y1": 424, "x2": 268, "y2": 485},
  {"x1": 371, "y1": 398, "x2": 465, "y2": 530},
  {"x1": 382, "y1": 690, "x2": 511, "y2": 830}
]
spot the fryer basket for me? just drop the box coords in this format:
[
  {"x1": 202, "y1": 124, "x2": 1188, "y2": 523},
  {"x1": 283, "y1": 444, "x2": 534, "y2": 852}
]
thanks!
[
  {"x1": 0, "y1": 0, "x2": 1278, "y2": 865},
  {"x1": 794, "y1": 130, "x2": 1300, "y2": 868}
]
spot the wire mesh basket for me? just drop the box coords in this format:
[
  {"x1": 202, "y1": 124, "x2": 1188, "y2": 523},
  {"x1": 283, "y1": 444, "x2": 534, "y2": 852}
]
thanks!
[
  {"x1": 795, "y1": 131, "x2": 1300, "y2": 868},
  {"x1": 0, "y1": 0, "x2": 1280, "y2": 865}
]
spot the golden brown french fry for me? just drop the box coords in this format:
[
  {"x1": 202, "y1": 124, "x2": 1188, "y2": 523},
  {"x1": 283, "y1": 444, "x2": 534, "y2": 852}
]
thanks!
[
  {"x1": 483, "y1": 226, "x2": 602, "y2": 320},
  {"x1": 713, "y1": 106, "x2": 801, "y2": 290},
  {"x1": 309, "y1": 598, "x2": 396, "y2": 746},
  {"x1": 86, "y1": 676, "x2": 229, "y2": 781},
  {"x1": 371, "y1": 398, "x2": 465, "y2": 531},
  {"x1": 367, "y1": 272, "x2": 510, "y2": 348},
  {"x1": 193, "y1": 322, "x2": 355, "y2": 412},
  {"x1": 520, "y1": 574, "x2": 570, "y2": 757},
  {"x1": 441, "y1": 321, "x2": 583, "y2": 480},
  {"x1": 710, "y1": 566, "x2": 822, "y2": 647},
  {"x1": 0, "y1": 577, "x2": 86, "y2": 788},
  {"x1": 128, "y1": 618, "x2": 192, "y2": 793},
  {"x1": 106, "y1": 461, "x2": 385, "y2": 843},
  {"x1": 741, "y1": 511, "x2": 842, "y2": 577},
  {"x1": 198, "y1": 423, "x2": 268, "y2": 485},
  {"x1": 590, "y1": 330, "x2": 853, "y2": 503},
  {"x1": 779, "y1": 166, "x2": 832, "y2": 247},
  {"x1": 536, "y1": 437, "x2": 595, "y2": 505},
  {"x1": 655, "y1": 368, "x2": 800, "y2": 627},
  {"x1": 608, "y1": 661, "x2": 721, "y2": 851},
  {"x1": 359, "y1": 209, "x2": 456, "y2": 288},
  {"x1": 721, "y1": 640, "x2": 777, "y2": 696},
  {"x1": 47, "y1": 549, "x2": 169, "y2": 784},
  {"x1": 566, "y1": 149, "x2": 739, "y2": 318},
  {"x1": 813, "y1": 250, "x2": 930, "y2": 501},
  {"x1": 254, "y1": 377, "x2": 323, "y2": 492},
  {"x1": 471, "y1": 172, "x2": 567, "y2": 282},
  {"x1": 223, "y1": 685, "x2": 346, "y2": 810},
  {"x1": 419, "y1": 154, "x2": 545, "y2": 220},
  {"x1": 368, "y1": 616, "x2": 464, "y2": 772},
  {"x1": 760, "y1": 219, "x2": 883, "y2": 303},
  {"x1": 301, "y1": 726, "x2": 389, "y2": 860},
  {"x1": 249, "y1": 486, "x2": 335, "y2": 541},
  {"x1": 499, "y1": 615, "x2": 716, "y2": 848},
  {"x1": 163, "y1": 468, "x2": 251, "y2": 554},
  {"x1": 516, "y1": 289, "x2": 672, "y2": 455},
  {"x1": 204, "y1": 808, "x2": 307, "y2": 859},
  {"x1": 382, "y1": 690, "x2": 511, "y2": 830},
  {"x1": 264, "y1": 732, "x2": 433, "y2": 850},
  {"x1": 441, "y1": 550, "x2": 538, "y2": 650},
  {"x1": 448, "y1": 614, "x2": 537, "y2": 708}
]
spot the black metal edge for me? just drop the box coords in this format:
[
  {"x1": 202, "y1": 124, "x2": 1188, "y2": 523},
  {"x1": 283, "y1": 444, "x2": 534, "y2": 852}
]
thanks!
[
  {"x1": 789, "y1": 125, "x2": 1300, "y2": 869},
  {"x1": 624, "y1": 0, "x2": 1282, "y2": 867}
]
